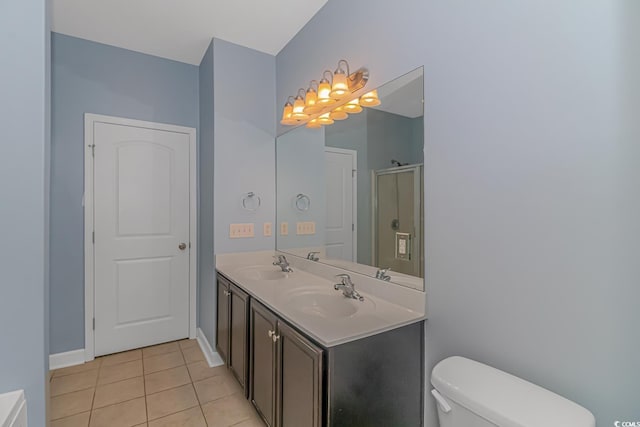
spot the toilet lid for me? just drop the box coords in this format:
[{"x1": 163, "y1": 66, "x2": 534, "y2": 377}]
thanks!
[{"x1": 431, "y1": 357, "x2": 595, "y2": 427}]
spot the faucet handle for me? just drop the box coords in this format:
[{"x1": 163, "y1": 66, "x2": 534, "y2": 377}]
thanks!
[
  {"x1": 376, "y1": 267, "x2": 391, "y2": 279},
  {"x1": 335, "y1": 273, "x2": 352, "y2": 284}
]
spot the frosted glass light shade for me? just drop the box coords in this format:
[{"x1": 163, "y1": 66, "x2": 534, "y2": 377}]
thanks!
[
  {"x1": 317, "y1": 79, "x2": 336, "y2": 106},
  {"x1": 329, "y1": 107, "x2": 349, "y2": 120},
  {"x1": 280, "y1": 102, "x2": 297, "y2": 125},
  {"x1": 306, "y1": 119, "x2": 322, "y2": 129},
  {"x1": 343, "y1": 98, "x2": 363, "y2": 113},
  {"x1": 317, "y1": 112, "x2": 334, "y2": 125},
  {"x1": 360, "y1": 89, "x2": 381, "y2": 106},
  {"x1": 330, "y1": 71, "x2": 349, "y2": 99},
  {"x1": 292, "y1": 95, "x2": 308, "y2": 120},
  {"x1": 303, "y1": 88, "x2": 322, "y2": 114}
]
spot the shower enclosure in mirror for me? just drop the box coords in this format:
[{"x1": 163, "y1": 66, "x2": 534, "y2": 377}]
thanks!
[{"x1": 276, "y1": 67, "x2": 424, "y2": 290}]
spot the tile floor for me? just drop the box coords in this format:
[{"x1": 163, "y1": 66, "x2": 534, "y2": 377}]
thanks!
[{"x1": 49, "y1": 339, "x2": 265, "y2": 427}]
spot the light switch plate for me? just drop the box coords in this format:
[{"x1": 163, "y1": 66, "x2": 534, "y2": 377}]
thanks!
[
  {"x1": 280, "y1": 222, "x2": 288, "y2": 236},
  {"x1": 263, "y1": 222, "x2": 272, "y2": 237},
  {"x1": 230, "y1": 223, "x2": 254, "y2": 238},
  {"x1": 296, "y1": 221, "x2": 316, "y2": 235}
]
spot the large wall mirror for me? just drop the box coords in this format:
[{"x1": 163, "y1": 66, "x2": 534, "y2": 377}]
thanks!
[{"x1": 276, "y1": 67, "x2": 424, "y2": 291}]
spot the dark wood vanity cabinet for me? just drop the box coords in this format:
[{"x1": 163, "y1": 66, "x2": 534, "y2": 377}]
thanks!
[
  {"x1": 250, "y1": 299, "x2": 323, "y2": 427},
  {"x1": 216, "y1": 272, "x2": 424, "y2": 427},
  {"x1": 216, "y1": 274, "x2": 250, "y2": 394}
]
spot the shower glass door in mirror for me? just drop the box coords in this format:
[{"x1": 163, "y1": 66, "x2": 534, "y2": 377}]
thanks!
[{"x1": 276, "y1": 67, "x2": 424, "y2": 291}]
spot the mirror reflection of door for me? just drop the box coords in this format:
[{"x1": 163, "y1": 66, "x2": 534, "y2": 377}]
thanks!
[{"x1": 324, "y1": 147, "x2": 357, "y2": 262}]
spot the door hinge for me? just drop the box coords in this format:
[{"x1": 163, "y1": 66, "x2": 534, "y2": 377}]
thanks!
[
  {"x1": 92, "y1": 231, "x2": 95, "y2": 244},
  {"x1": 88, "y1": 144, "x2": 95, "y2": 157},
  {"x1": 352, "y1": 224, "x2": 355, "y2": 231},
  {"x1": 352, "y1": 169, "x2": 357, "y2": 177},
  {"x1": 92, "y1": 318, "x2": 95, "y2": 330},
  {"x1": 189, "y1": 242, "x2": 191, "y2": 249}
]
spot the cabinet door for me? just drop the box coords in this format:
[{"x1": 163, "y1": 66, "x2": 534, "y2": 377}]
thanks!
[
  {"x1": 277, "y1": 320, "x2": 323, "y2": 427},
  {"x1": 250, "y1": 300, "x2": 278, "y2": 427},
  {"x1": 229, "y1": 284, "x2": 249, "y2": 394},
  {"x1": 216, "y1": 276, "x2": 230, "y2": 364}
]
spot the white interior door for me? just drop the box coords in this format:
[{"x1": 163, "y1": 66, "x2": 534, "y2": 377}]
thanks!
[
  {"x1": 324, "y1": 148, "x2": 357, "y2": 261},
  {"x1": 93, "y1": 121, "x2": 191, "y2": 356}
]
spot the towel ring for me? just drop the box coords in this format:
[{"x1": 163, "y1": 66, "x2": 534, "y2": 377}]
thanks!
[
  {"x1": 242, "y1": 192, "x2": 261, "y2": 211},
  {"x1": 295, "y1": 193, "x2": 311, "y2": 211}
]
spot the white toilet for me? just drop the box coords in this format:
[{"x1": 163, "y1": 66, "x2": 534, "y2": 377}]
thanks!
[{"x1": 431, "y1": 356, "x2": 595, "y2": 427}]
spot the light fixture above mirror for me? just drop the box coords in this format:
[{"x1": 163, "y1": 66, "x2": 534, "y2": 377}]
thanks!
[{"x1": 280, "y1": 59, "x2": 374, "y2": 129}]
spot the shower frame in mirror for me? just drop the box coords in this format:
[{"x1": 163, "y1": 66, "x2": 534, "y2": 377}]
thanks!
[
  {"x1": 275, "y1": 66, "x2": 425, "y2": 291},
  {"x1": 371, "y1": 163, "x2": 424, "y2": 279}
]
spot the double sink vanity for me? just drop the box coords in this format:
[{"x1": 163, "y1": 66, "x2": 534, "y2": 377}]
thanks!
[{"x1": 215, "y1": 251, "x2": 427, "y2": 427}]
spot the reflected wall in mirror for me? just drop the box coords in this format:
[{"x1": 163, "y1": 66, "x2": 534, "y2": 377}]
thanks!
[{"x1": 276, "y1": 67, "x2": 424, "y2": 291}]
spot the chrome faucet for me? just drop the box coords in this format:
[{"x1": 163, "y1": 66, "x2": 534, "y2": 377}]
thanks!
[
  {"x1": 273, "y1": 255, "x2": 293, "y2": 272},
  {"x1": 306, "y1": 251, "x2": 320, "y2": 262},
  {"x1": 375, "y1": 268, "x2": 391, "y2": 281},
  {"x1": 334, "y1": 274, "x2": 364, "y2": 301}
]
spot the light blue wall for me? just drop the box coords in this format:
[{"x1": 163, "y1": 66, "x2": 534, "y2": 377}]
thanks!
[
  {"x1": 276, "y1": 127, "x2": 327, "y2": 251},
  {"x1": 0, "y1": 0, "x2": 50, "y2": 425},
  {"x1": 50, "y1": 33, "x2": 199, "y2": 353},
  {"x1": 213, "y1": 39, "x2": 276, "y2": 254},
  {"x1": 198, "y1": 40, "x2": 216, "y2": 346},
  {"x1": 277, "y1": 1, "x2": 640, "y2": 425}
]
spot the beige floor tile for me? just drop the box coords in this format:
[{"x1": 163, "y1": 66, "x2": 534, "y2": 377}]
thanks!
[
  {"x1": 100, "y1": 349, "x2": 142, "y2": 367},
  {"x1": 142, "y1": 342, "x2": 180, "y2": 358},
  {"x1": 50, "y1": 388, "x2": 94, "y2": 420},
  {"x1": 93, "y1": 376, "x2": 144, "y2": 409},
  {"x1": 51, "y1": 370, "x2": 98, "y2": 396},
  {"x1": 98, "y1": 359, "x2": 143, "y2": 385},
  {"x1": 147, "y1": 407, "x2": 207, "y2": 427},
  {"x1": 143, "y1": 351, "x2": 185, "y2": 374},
  {"x1": 146, "y1": 384, "x2": 199, "y2": 421},
  {"x1": 202, "y1": 394, "x2": 255, "y2": 427},
  {"x1": 89, "y1": 397, "x2": 147, "y2": 427},
  {"x1": 231, "y1": 415, "x2": 266, "y2": 427},
  {"x1": 50, "y1": 411, "x2": 91, "y2": 427},
  {"x1": 144, "y1": 366, "x2": 191, "y2": 395},
  {"x1": 178, "y1": 339, "x2": 198, "y2": 350},
  {"x1": 186, "y1": 361, "x2": 226, "y2": 382},
  {"x1": 52, "y1": 360, "x2": 101, "y2": 378},
  {"x1": 193, "y1": 374, "x2": 242, "y2": 405},
  {"x1": 181, "y1": 345, "x2": 205, "y2": 364}
]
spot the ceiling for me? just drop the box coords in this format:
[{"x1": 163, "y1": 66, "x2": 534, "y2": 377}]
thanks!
[{"x1": 51, "y1": 0, "x2": 328, "y2": 65}]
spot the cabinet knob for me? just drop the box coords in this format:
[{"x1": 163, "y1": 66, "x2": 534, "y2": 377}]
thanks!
[
  {"x1": 223, "y1": 290, "x2": 230, "y2": 296},
  {"x1": 268, "y1": 330, "x2": 274, "y2": 338},
  {"x1": 178, "y1": 243, "x2": 187, "y2": 250},
  {"x1": 272, "y1": 334, "x2": 280, "y2": 343}
]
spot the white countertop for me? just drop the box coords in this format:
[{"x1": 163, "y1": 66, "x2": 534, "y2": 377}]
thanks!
[{"x1": 215, "y1": 251, "x2": 427, "y2": 348}]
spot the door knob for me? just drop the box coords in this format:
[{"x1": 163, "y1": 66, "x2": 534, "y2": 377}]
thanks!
[{"x1": 178, "y1": 243, "x2": 187, "y2": 250}]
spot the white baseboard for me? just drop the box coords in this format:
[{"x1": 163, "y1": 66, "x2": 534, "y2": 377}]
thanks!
[
  {"x1": 49, "y1": 349, "x2": 86, "y2": 370},
  {"x1": 197, "y1": 328, "x2": 224, "y2": 368}
]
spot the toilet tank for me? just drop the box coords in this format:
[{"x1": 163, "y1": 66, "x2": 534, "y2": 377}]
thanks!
[{"x1": 431, "y1": 357, "x2": 595, "y2": 427}]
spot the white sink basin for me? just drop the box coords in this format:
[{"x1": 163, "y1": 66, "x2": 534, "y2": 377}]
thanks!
[
  {"x1": 237, "y1": 266, "x2": 289, "y2": 281},
  {"x1": 282, "y1": 288, "x2": 375, "y2": 319}
]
